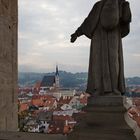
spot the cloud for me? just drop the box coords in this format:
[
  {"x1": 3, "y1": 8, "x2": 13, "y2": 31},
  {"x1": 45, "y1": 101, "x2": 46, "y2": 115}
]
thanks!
[{"x1": 19, "y1": 0, "x2": 140, "y2": 76}]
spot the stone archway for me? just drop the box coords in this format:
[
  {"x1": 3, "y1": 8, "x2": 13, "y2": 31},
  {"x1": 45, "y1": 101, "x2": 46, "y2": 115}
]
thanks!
[{"x1": 0, "y1": 0, "x2": 18, "y2": 131}]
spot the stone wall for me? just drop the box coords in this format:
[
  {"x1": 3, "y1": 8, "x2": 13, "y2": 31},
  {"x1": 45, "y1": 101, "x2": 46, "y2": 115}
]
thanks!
[{"x1": 0, "y1": 0, "x2": 18, "y2": 131}]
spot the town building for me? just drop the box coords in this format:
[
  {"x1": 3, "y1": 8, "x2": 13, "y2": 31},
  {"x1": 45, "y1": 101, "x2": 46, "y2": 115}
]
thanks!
[{"x1": 39, "y1": 66, "x2": 60, "y2": 95}]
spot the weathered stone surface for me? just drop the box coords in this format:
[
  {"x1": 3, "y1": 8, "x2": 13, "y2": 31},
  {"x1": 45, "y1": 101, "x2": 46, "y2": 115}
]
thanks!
[
  {"x1": 125, "y1": 112, "x2": 140, "y2": 140},
  {"x1": 0, "y1": 132, "x2": 66, "y2": 140},
  {"x1": 0, "y1": 0, "x2": 18, "y2": 131},
  {"x1": 88, "y1": 96, "x2": 124, "y2": 106},
  {"x1": 68, "y1": 96, "x2": 136, "y2": 140}
]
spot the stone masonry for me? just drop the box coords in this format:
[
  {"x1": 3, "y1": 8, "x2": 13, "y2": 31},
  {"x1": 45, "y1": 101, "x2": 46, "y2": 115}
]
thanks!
[{"x1": 0, "y1": 0, "x2": 18, "y2": 131}]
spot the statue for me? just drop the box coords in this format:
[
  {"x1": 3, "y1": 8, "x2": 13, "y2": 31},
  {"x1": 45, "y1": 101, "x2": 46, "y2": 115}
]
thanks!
[{"x1": 71, "y1": 0, "x2": 131, "y2": 96}]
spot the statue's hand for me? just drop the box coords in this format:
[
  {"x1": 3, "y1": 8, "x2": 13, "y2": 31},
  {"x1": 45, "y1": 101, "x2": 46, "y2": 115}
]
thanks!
[{"x1": 70, "y1": 33, "x2": 77, "y2": 43}]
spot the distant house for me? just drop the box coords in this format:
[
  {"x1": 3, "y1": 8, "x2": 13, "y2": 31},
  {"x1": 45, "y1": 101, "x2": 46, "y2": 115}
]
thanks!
[
  {"x1": 27, "y1": 92, "x2": 33, "y2": 97},
  {"x1": 31, "y1": 98, "x2": 44, "y2": 107},
  {"x1": 53, "y1": 110, "x2": 73, "y2": 116},
  {"x1": 69, "y1": 96, "x2": 80, "y2": 109},
  {"x1": 31, "y1": 95, "x2": 57, "y2": 110},
  {"x1": 22, "y1": 116, "x2": 39, "y2": 133},
  {"x1": 128, "y1": 107, "x2": 140, "y2": 127},
  {"x1": 53, "y1": 115, "x2": 76, "y2": 135},
  {"x1": 53, "y1": 115, "x2": 74, "y2": 122},
  {"x1": 47, "y1": 121, "x2": 64, "y2": 134},
  {"x1": 37, "y1": 111, "x2": 53, "y2": 123},
  {"x1": 79, "y1": 95, "x2": 88, "y2": 106},
  {"x1": 133, "y1": 98, "x2": 140, "y2": 106},
  {"x1": 61, "y1": 104, "x2": 73, "y2": 111},
  {"x1": 18, "y1": 93, "x2": 32, "y2": 103},
  {"x1": 52, "y1": 89, "x2": 76, "y2": 100},
  {"x1": 37, "y1": 111, "x2": 53, "y2": 133},
  {"x1": 135, "y1": 89, "x2": 140, "y2": 94},
  {"x1": 39, "y1": 66, "x2": 60, "y2": 95},
  {"x1": 48, "y1": 119, "x2": 75, "y2": 135},
  {"x1": 33, "y1": 81, "x2": 41, "y2": 94},
  {"x1": 19, "y1": 103, "x2": 29, "y2": 112},
  {"x1": 28, "y1": 105, "x2": 39, "y2": 112},
  {"x1": 58, "y1": 96, "x2": 73, "y2": 108},
  {"x1": 43, "y1": 98, "x2": 57, "y2": 111},
  {"x1": 59, "y1": 89, "x2": 76, "y2": 98}
]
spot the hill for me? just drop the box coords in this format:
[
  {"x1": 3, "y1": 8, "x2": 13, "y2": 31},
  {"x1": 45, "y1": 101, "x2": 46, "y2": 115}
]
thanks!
[
  {"x1": 18, "y1": 71, "x2": 87, "y2": 90},
  {"x1": 18, "y1": 72, "x2": 140, "y2": 89}
]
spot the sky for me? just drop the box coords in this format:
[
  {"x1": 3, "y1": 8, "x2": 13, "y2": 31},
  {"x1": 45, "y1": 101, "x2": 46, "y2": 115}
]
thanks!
[{"x1": 18, "y1": 0, "x2": 140, "y2": 77}]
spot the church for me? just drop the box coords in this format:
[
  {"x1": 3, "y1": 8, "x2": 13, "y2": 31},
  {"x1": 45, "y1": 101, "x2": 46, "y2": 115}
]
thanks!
[{"x1": 39, "y1": 66, "x2": 60, "y2": 95}]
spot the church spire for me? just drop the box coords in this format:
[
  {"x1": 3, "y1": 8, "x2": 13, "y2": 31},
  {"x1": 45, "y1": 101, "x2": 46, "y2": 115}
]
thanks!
[
  {"x1": 55, "y1": 65, "x2": 60, "y2": 89},
  {"x1": 55, "y1": 65, "x2": 59, "y2": 76}
]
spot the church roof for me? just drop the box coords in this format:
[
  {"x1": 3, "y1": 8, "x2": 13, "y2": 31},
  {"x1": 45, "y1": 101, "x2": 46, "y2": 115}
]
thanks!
[{"x1": 41, "y1": 75, "x2": 55, "y2": 87}]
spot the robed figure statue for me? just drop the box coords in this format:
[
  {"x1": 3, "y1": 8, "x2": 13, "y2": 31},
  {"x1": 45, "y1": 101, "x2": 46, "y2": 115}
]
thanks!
[{"x1": 71, "y1": 0, "x2": 131, "y2": 95}]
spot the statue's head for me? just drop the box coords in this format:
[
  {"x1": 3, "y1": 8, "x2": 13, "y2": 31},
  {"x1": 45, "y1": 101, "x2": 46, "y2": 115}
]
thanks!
[
  {"x1": 118, "y1": 0, "x2": 126, "y2": 4},
  {"x1": 101, "y1": 0, "x2": 125, "y2": 2},
  {"x1": 101, "y1": 0, "x2": 125, "y2": 3}
]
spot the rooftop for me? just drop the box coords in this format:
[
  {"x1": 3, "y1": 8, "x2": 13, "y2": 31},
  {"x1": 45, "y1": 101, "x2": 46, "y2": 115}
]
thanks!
[{"x1": 41, "y1": 76, "x2": 55, "y2": 87}]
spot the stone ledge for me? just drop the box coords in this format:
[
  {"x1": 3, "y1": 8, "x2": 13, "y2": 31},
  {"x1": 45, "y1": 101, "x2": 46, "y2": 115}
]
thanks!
[
  {"x1": 68, "y1": 129, "x2": 136, "y2": 140},
  {"x1": 0, "y1": 131, "x2": 67, "y2": 140}
]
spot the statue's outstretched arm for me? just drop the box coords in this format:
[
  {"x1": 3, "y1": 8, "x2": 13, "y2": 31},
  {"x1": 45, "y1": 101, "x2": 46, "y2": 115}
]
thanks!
[{"x1": 71, "y1": 2, "x2": 100, "y2": 43}]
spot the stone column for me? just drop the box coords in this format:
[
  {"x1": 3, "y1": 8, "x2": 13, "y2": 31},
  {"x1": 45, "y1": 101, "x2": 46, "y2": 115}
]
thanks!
[{"x1": 0, "y1": 0, "x2": 18, "y2": 131}]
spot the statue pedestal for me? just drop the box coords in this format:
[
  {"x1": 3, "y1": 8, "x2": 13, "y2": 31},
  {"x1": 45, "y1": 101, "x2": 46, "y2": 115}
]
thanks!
[{"x1": 68, "y1": 96, "x2": 136, "y2": 140}]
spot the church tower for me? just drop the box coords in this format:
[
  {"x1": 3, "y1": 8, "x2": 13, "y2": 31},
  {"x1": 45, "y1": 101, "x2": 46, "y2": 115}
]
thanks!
[{"x1": 55, "y1": 65, "x2": 60, "y2": 88}]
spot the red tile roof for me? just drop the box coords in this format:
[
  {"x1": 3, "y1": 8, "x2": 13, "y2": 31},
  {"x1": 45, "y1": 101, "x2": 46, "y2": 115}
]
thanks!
[
  {"x1": 32, "y1": 95, "x2": 55, "y2": 100},
  {"x1": 63, "y1": 125, "x2": 74, "y2": 134},
  {"x1": 58, "y1": 97, "x2": 73, "y2": 105},
  {"x1": 43, "y1": 98, "x2": 56, "y2": 108},
  {"x1": 19, "y1": 103, "x2": 29, "y2": 112},
  {"x1": 79, "y1": 96, "x2": 88, "y2": 105},
  {"x1": 135, "y1": 89, "x2": 140, "y2": 93},
  {"x1": 128, "y1": 107, "x2": 140, "y2": 127},
  {"x1": 48, "y1": 121, "x2": 64, "y2": 134},
  {"x1": 133, "y1": 98, "x2": 140, "y2": 106},
  {"x1": 18, "y1": 88, "x2": 32, "y2": 94},
  {"x1": 53, "y1": 115, "x2": 74, "y2": 122},
  {"x1": 31, "y1": 95, "x2": 57, "y2": 109},
  {"x1": 31, "y1": 99, "x2": 44, "y2": 107}
]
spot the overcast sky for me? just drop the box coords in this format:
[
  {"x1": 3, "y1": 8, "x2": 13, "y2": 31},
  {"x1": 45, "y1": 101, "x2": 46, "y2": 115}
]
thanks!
[{"x1": 18, "y1": 0, "x2": 140, "y2": 77}]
